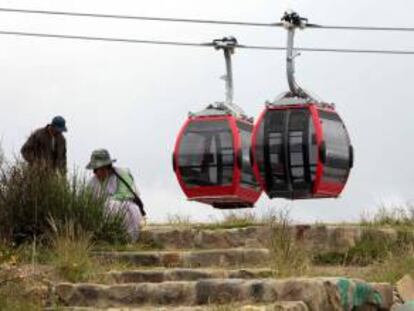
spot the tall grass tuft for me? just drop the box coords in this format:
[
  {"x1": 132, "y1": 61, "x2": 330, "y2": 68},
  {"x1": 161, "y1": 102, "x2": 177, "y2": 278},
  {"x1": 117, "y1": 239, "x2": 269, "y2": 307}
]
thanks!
[
  {"x1": 361, "y1": 203, "x2": 414, "y2": 228},
  {"x1": 266, "y1": 208, "x2": 310, "y2": 277},
  {"x1": 0, "y1": 161, "x2": 128, "y2": 244},
  {"x1": 49, "y1": 218, "x2": 96, "y2": 282}
]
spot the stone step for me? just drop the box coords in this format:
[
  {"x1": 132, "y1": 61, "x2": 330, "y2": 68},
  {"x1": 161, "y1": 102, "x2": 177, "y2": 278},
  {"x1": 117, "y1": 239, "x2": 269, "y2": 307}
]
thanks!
[
  {"x1": 107, "y1": 268, "x2": 274, "y2": 283},
  {"x1": 138, "y1": 225, "x2": 399, "y2": 254},
  {"x1": 54, "y1": 278, "x2": 393, "y2": 310},
  {"x1": 49, "y1": 301, "x2": 309, "y2": 310},
  {"x1": 94, "y1": 248, "x2": 270, "y2": 268}
]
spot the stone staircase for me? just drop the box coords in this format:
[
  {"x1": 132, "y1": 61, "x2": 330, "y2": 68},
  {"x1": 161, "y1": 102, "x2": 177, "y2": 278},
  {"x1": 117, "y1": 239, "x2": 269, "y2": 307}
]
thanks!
[{"x1": 52, "y1": 225, "x2": 396, "y2": 310}]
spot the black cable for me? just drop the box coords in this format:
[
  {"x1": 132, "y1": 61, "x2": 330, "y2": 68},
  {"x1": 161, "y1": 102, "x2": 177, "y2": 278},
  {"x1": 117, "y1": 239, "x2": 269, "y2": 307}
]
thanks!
[
  {"x1": 0, "y1": 7, "x2": 280, "y2": 27},
  {"x1": 0, "y1": 30, "x2": 212, "y2": 47},
  {"x1": 1, "y1": 7, "x2": 414, "y2": 32},
  {"x1": 240, "y1": 44, "x2": 414, "y2": 55},
  {"x1": 308, "y1": 23, "x2": 414, "y2": 32},
  {"x1": 1, "y1": 30, "x2": 414, "y2": 55}
]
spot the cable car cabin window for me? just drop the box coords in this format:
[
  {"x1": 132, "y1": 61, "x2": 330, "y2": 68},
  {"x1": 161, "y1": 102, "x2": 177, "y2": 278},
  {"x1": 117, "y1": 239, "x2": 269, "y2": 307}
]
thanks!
[
  {"x1": 308, "y1": 113, "x2": 318, "y2": 181},
  {"x1": 237, "y1": 121, "x2": 260, "y2": 189},
  {"x1": 319, "y1": 111, "x2": 351, "y2": 184},
  {"x1": 254, "y1": 119, "x2": 265, "y2": 178},
  {"x1": 263, "y1": 110, "x2": 288, "y2": 191},
  {"x1": 287, "y1": 110, "x2": 312, "y2": 191},
  {"x1": 178, "y1": 120, "x2": 234, "y2": 187}
]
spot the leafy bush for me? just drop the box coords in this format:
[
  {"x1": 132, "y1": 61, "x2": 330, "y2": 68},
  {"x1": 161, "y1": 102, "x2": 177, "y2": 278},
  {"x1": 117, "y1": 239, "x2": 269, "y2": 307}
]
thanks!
[{"x1": 0, "y1": 161, "x2": 128, "y2": 244}]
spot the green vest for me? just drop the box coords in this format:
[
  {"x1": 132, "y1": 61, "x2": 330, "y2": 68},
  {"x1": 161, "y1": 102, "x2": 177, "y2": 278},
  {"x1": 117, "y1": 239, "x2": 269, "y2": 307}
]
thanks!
[{"x1": 112, "y1": 168, "x2": 136, "y2": 201}]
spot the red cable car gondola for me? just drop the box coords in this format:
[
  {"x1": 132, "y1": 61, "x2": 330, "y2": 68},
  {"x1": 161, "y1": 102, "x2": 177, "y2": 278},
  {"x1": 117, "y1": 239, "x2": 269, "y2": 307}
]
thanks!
[
  {"x1": 173, "y1": 37, "x2": 262, "y2": 208},
  {"x1": 251, "y1": 12, "x2": 354, "y2": 200}
]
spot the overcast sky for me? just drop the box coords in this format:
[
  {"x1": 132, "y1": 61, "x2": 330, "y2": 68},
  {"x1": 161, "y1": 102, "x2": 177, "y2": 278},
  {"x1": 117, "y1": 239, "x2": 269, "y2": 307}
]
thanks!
[{"x1": 0, "y1": 0, "x2": 413, "y2": 223}]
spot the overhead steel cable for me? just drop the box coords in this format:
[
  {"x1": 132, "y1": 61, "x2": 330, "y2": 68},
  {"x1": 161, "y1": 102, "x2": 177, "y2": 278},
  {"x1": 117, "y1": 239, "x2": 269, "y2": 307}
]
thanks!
[
  {"x1": 307, "y1": 23, "x2": 414, "y2": 32},
  {"x1": 0, "y1": 7, "x2": 281, "y2": 27},
  {"x1": 2, "y1": 30, "x2": 414, "y2": 55},
  {"x1": 1, "y1": 30, "x2": 414, "y2": 55},
  {"x1": 239, "y1": 44, "x2": 414, "y2": 55},
  {"x1": 1, "y1": 7, "x2": 414, "y2": 32},
  {"x1": 0, "y1": 30, "x2": 212, "y2": 47}
]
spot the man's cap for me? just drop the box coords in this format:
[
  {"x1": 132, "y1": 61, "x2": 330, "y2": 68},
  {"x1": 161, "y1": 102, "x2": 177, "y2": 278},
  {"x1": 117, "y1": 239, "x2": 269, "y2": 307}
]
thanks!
[
  {"x1": 51, "y1": 116, "x2": 67, "y2": 132},
  {"x1": 86, "y1": 149, "x2": 116, "y2": 170}
]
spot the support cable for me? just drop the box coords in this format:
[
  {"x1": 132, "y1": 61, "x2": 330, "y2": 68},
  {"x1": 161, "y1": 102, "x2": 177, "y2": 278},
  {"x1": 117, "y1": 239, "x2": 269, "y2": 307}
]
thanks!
[
  {"x1": 0, "y1": 7, "x2": 280, "y2": 27},
  {"x1": 0, "y1": 7, "x2": 414, "y2": 32},
  {"x1": 0, "y1": 30, "x2": 414, "y2": 55}
]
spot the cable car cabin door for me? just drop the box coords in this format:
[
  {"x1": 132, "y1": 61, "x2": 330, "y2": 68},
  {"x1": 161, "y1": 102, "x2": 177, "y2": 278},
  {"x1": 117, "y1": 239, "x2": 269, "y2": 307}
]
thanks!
[{"x1": 263, "y1": 107, "x2": 317, "y2": 199}]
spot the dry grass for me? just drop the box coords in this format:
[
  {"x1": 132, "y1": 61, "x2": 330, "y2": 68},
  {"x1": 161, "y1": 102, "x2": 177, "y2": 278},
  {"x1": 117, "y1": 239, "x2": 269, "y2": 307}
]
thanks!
[
  {"x1": 166, "y1": 214, "x2": 193, "y2": 229},
  {"x1": 0, "y1": 279, "x2": 43, "y2": 311},
  {"x1": 361, "y1": 203, "x2": 414, "y2": 228},
  {"x1": 265, "y1": 208, "x2": 311, "y2": 278},
  {"x1": 201, "y1": 211, "x2": 259, "y2": 230},
  {"x1": 49, "y1": 219, "x2": 97, "y2": 283},
  {"x1": 364, "y1": 251, "x2": 414, "y2": 283}
]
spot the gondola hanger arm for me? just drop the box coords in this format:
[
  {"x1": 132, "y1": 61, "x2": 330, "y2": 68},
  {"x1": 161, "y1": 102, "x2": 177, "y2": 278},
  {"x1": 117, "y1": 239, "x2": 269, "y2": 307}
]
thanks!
[
  {"x1": 213, "y1": 36, "x2": 236, "y2": 105},
  {"x1": 211, "y1": 37, "x2": 249, "y2": 120},
  {"x1": 281, "y1": 11, "x2": 318, "y2": 102}
]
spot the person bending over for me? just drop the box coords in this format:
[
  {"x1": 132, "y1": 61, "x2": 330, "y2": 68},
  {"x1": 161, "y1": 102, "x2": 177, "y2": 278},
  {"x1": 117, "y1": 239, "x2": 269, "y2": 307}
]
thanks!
[{"x1": 86, "y1": 149, "x2": 146, "y2": 241}]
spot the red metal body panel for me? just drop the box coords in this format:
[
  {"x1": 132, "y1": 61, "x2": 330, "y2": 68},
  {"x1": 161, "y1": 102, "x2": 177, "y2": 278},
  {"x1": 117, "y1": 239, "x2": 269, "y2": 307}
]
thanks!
[
  {"x1": 173, "y1": 115, "x2": 261, "y2": 208},
  {"x1": 313, "y1": 106, "x2": 351, "y2": 198},
  {"x1": 251, "y1": 108, "x2": 266, "y2": 191}
]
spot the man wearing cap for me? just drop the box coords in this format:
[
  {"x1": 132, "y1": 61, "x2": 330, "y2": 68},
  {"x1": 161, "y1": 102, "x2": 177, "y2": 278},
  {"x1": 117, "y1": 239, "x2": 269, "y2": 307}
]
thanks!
[
  {"x1": 21, "y1": 116, "x2": 67, "y2": 173},
  {"x1": 86, "y1": 149, "x2": 146, "y2": 241}
]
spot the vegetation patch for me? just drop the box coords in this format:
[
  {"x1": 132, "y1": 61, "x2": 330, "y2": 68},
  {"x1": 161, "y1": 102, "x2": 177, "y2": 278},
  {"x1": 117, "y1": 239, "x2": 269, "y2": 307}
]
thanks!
[
  {"x1": 266, "y1": 209, "x2": 311, "y2": 277},
  {"x1": 0, "y1": 279, "x2": 43, "y2": 311},
  {"x1": 361, "y1": 203, "x2": 414, "y2": 229},
  {"x1": 199, "y1": 211, "x2": 261, "y2": 230},
  {"x1": 49, "y1": 219, "x2": 97, "y2": 283},
  {"x1": 0, "y1": 161, "x2": 128, "y2": 245}
]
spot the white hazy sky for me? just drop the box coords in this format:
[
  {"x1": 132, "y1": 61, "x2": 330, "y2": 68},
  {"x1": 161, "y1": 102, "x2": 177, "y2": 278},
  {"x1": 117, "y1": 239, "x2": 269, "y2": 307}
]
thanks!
[{"x1": 0, "y1": 0, "x2": 413, "y2": 223}]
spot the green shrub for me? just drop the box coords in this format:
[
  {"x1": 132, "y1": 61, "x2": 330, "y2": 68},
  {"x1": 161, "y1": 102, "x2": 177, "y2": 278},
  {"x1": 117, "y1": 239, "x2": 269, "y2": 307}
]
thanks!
[
  {"x1": 345, "y1": 230, "x2": 393, "y2": 266},
  {"x1": 314, "y1": 228, "x2": 414, "y2": 267},
  {"x1": 0, "y1": 162, "x2": 128, "y2": 244}
]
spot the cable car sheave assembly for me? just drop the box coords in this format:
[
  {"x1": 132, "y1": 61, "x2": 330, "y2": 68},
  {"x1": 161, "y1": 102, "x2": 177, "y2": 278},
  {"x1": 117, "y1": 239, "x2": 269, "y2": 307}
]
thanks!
[
  {"x1": 173, "y1": 37, "x2": 262, "y2": 209},
  {"x1": 251, "y1": 12, "x2": 354, "y2": 200}
]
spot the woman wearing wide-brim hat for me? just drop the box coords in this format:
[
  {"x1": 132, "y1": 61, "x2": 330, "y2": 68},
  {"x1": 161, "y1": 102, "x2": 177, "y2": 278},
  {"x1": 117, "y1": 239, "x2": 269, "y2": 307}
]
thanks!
[{"x1": 86, "y1": 149, "x2": 146, "y2": 241}]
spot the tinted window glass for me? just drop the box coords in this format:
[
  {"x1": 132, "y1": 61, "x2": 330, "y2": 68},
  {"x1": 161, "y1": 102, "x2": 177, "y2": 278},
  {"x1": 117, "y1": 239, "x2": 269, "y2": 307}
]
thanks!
[
  {"x1": 254, "y1": 117, "x2": 265, "y2": 180},
  {"x1": 237, "y1": 121, "x2": 260, "y2": 189},
  {"x1": 260, "y1": 108, "x2": 315, "y2": 198},
  {"x1": 319, "y1": 111, "x2": 351, "y2": 183},
  {"x1": 308, "y1": 114, "x2": 318, "y2": 181},
  {"x1": 263, "y1": 110, "x2": 288, "y2": 191},
  {"x1": 288, "y1": 110, "x2": 308, "y2": 186},
  {"x1": 178, "y1": 120, "x2": 234, "y2": 187}
]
